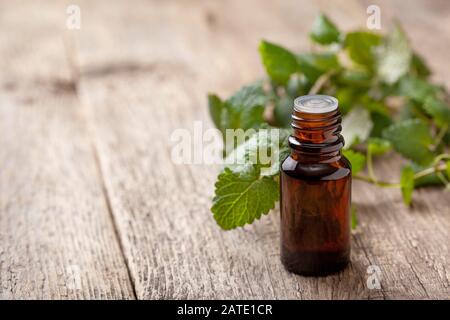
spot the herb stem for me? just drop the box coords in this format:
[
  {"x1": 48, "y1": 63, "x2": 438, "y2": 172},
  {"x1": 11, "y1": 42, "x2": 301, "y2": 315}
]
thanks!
[
  {"x1": 436, "y1": 172, "x2": 449, "y2": 186},
  {"x1": 431, "y1": 124, "x2": 449, "y2": 151},
  {"x1": 413, "y1": 163, "x2": 447, "y2": 180},
  {"x1": 433, "y1": 153, "x2": 450, "y2": 164},
  {"x1": 308, "y1": 71, "x2": 334, "y2": 95},
  {"x1": 355, "y1": 160, "x2": 449, "y2": 188},
  {"x1": 354, "y1": 174, "x2": 401, "y2": 188},
  {"x1": 366, "y1": 149, "x2": 378, "y2": 184}
]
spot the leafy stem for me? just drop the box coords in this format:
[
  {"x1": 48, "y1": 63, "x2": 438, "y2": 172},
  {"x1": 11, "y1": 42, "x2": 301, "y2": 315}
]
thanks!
[
  {"x1": 355, "y1": 155, "x2": 450, "y2": 188},
  {"x1": 208, "y1": 14, "x2": 450, "y2": 230}
]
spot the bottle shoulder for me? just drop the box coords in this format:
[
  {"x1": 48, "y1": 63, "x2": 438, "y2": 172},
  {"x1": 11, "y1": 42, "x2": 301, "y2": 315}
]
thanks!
[{"x1": 281, "y1": 155, "x2": 351, "y2": 181}]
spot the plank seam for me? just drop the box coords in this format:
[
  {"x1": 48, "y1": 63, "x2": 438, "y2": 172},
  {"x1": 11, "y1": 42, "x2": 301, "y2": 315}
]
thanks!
[
  {"x1": 90, "y1": 144, "x2": 139, "y2": 300},
  {"x1": 63, "y1": 35, "x2": 138, "y2": 299}
]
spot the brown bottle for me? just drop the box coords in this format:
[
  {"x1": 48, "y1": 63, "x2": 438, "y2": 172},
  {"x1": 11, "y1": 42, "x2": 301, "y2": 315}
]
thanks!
[{"x1": 280, "y1": 95, "x2": 351, "y2": 276}]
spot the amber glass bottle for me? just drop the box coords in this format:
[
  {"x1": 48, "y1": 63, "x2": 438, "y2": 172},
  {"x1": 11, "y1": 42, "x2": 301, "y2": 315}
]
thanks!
[{"x1": 280, "y1": 95, "x2": 351, "y2": 276}]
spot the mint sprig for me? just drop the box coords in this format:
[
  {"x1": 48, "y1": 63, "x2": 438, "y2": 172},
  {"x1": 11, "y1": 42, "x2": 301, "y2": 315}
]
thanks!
[
  {"x1": 208, "y1": 14, "x2": 450, "y2": 229},
  {"x1": 212, "y1": 167, "x2": 279, "y2": 230}
]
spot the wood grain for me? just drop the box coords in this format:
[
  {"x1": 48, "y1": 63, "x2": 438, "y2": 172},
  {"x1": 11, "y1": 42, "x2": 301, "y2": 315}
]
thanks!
[
  {"x1": 1, "y1": 0, "x2": 449, "y2": 299},
  {"x1": 0, "y1": 87, "x2": 136, "y2": 299},
  {"x1": 75, "y1": 0, "x2": 449, "y2": 299},
  {"x1": 0, "y1": 1, "x2": 134, "y2": 299}
]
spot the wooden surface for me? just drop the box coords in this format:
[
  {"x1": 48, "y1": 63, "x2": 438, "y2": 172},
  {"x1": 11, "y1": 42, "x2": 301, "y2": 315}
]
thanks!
[{"x1": 0, "y1": 0, "x2": 449, "y2": 299}]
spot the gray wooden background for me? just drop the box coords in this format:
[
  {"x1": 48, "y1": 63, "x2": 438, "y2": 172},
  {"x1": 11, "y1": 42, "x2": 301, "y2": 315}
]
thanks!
[{"x1": 0, "y1": 0, "x2": 449, "y2": 299}]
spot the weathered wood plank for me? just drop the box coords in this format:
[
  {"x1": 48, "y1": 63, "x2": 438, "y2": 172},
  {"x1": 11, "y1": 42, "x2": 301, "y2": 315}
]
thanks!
[
  {"x1": 76, "y1": 0, "x2": 450, "y2": 299},
  {"x1": 0, "y1": 1, "x2": 135, "y2": 299},
  {"x1": 2, "y1": 0, "x2": 448, "y2": 299}
]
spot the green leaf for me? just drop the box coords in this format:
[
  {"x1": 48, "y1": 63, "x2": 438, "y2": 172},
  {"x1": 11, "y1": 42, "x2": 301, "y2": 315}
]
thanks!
[
  {"x1": 423, "y1": 96, "x2": 450, "y2": 128},
  {"x1": 400, "y1": 165, "x2": 415, "y2": 206},
  {"x1": 337, "y1": 69, "x2": 372, "y2": 88},
  {"x1": 360, "y1": 98, "x2": 392, "y2": 138},
  {"x1": 227, "y1": 82, "x2": 267, "y2": 111},
  {"x1": 309, "y1": 14, "x2": 340, "y2": 45},
  {"x1": 363, "y1": 98, "x2": 389, "y2": 116},
  {"x1": 398, "y1": 75, "x2": 442, "y2": 103},
  {"x1": 370, "y1": 112, "x2": 393, "y2": 138},
  {"x1": 334, "y1": 87, "x2": 356, "y2": 115},
  {"x1": 368, "y1": 138, "x2": 391, "y2": 156},
  {"x1": 208, "y1": 94, "x2": 224, "y2": 130},
  {"x1": 344, "y1": 31, "x2": 382, "y2": 68},
  {"x1": 410, "y1": 53, "x2": 431, "y2": 78},
  {"x1": 224, "y1": 82, "x2": 268, "y2": 130},
  {"x1": 446, "y1": 161, "x2": 450, "y2": 180},
  {"x1": 274, "y1": 95, "x2": 294, "y2": 128},
  {"x1": 343, "y1": 149, "x2": 366, "y2": 174},
  {"x1": 286, "y1": 76, "x2": 307, "y2": 97},
  {"x1": 297, "y1": 52, "x2": 339, "y2": 82},
  {"x1": 259, "y1": 40, "x2": 298, "y2": 85},
  {"x1": 382, "y1": 119, "x2": 434, "y2": 165},
  {"x1": 351, "y1": 205, "x2": 358, "y2": 230},
  {"x1": 220, "y1": 107, "x2": 240, "y2": 134},
  {"x1": 377, "y1": 23, "x2": 412, "y2": 84},
  {"x1": 414, "y1": 174, "x2": 442, "y2": 187},
  {"x1": 341, "y1": 107, "x2": 373, "y2": 148},
  {"x1": 225, "y1": 128, "x2": 290, "y2": 177},
  {"x1": 211, "y1": 167, "x2": 279, "y2": 230},
  {"x1": 240, "y1": 104, "x2": 266, "y2": 130},
  {"x1": 444, "y1": 132, "x2": 450, "y2": 146}
]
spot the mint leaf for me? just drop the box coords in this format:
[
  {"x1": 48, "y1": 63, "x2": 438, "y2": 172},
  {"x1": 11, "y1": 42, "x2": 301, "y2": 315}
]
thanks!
[
  {"x1": 337, "y1": 69, "x2": 372, "y2": 87},
  {"x1": 370, "y1": 112, "x2": 393, "y2": 138},
  {"x1": 208, "y1": 94, "x2": 224, "y2": 130},
  {"x1": 227, "y1": 82, "x2": 267, "y2": 111},
  {"x1": 377, "y1": 23, "x2": 412, "y2": 84},
  {"x1": 400, "y1": 165, "x2": 415, "y2": 206},
  {"x1": 211, "y1": 167, "x2": 279, "y2": 230},
  {"x1": 382, "y1": 119, "x2": 434, "y2": 165},
  {"x1": 363, "y1": 98, "x2": 390, "y2": 116},
  {"x1": 343, "y1": 149, "x2": 366, "y2": 174},
  {"x1": 344, "y1": 31, "x2": 381, "y2": 68},
  {"x1": 309, "y1": 14, "x2": 340, "y2": 45},
  {"x1": 297, "y1": 52, "x2": 339, "y2": 82},
  {"x1": 259, "y1": 40, "x2": 298, "y2": 85},
  {"x1": 274, "y1": 95, "x2": 294, "y2": 128},
  {"x1": 335, "y1": 87, "x2": 356, "y2": 114},
  {"x1": 240, "y1": 104, "x2": 266, "y2": 130},
  {"x1": 368, "y1": 138, "x2": 391, "y2": 156},
  {"x1": 423, "y1": 97, "x2": 450, "y2": 128},
  {"x1": 398, "y1": 75, "x2": 442, "y2": 103},
  {"x1": 286, "y1": 76, "x2": 307, "y2": 97},
  {"x1": 446, "y1": 161, "x2": 450, "y2": 180},
  {"x1": 225, "y1": 82, "x2": 267, "y2": 130},
  {"x1": 225, "y1": 128, "x2": 290, "y2": 177},
  {"x1": 341, "y1": 107, "x2": 373, "y2": 148},
  {"x1": 414, "y1": 174, "x2": 442, "y2": 187},
  {"x1": 410, "y1": 53, "x2": 431, "y2": 78},
  {"x1": 444, "y1": 131, "x2": 450, "y2": 146}
]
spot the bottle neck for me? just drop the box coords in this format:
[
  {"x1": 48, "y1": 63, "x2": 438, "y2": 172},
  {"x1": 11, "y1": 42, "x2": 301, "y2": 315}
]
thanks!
[{"x1": 289, "y1": 108, "x2": 344, "y2": 163}]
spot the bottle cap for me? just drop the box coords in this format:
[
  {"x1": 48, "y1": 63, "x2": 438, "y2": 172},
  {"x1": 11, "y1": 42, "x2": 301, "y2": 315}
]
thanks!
[{"x1": 294, "y1": 95, "x2": 338, "y2": 114}]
